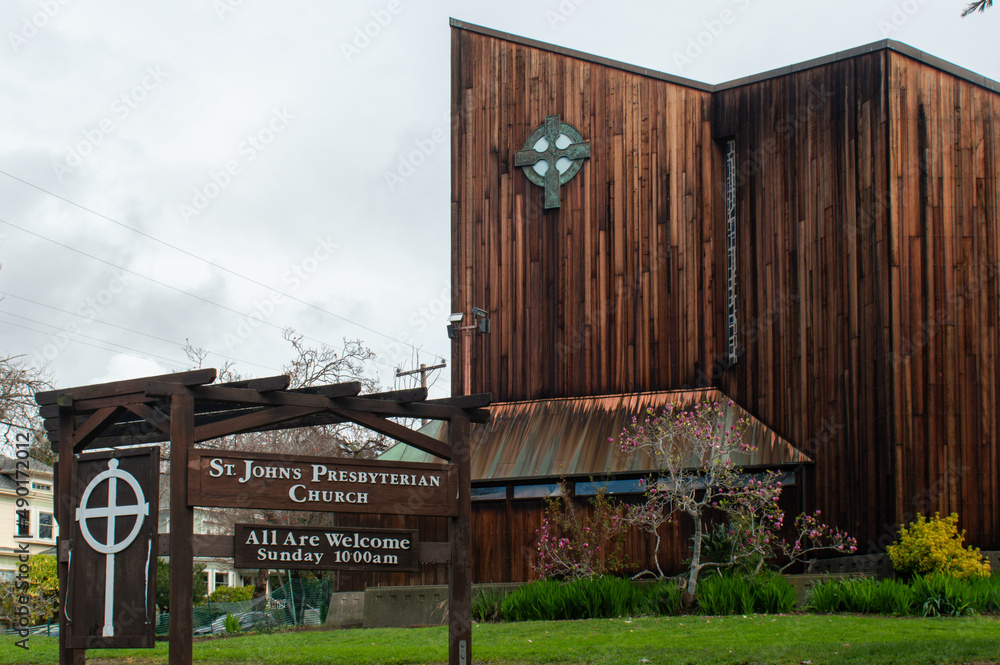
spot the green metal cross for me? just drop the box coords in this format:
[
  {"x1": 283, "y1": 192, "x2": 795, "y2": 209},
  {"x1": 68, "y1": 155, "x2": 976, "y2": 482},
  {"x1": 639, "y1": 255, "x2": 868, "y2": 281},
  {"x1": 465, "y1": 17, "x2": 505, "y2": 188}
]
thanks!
[{"x1": 514, "y1": 114, "x2": 591, "y2": 209}]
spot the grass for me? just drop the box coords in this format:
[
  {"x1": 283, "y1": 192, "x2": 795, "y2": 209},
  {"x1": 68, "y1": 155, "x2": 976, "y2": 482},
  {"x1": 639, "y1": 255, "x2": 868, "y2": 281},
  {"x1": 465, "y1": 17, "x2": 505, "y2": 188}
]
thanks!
[{"x1": 3, "y1": 615, "x2": 999, "y2": 665}]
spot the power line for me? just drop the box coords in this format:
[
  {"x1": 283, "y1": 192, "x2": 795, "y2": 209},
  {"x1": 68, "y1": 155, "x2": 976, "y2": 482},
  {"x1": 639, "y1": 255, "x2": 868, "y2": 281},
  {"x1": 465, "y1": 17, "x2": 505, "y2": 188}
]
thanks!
[
  {"x1": 0, "y1": 216, "x2": 362, "y2": 358},
  {"x1": 0, "y1": 218, "x2": 419, "y2": 375},
  {"x1": 0, "y1": 169, "x2": 447, "y2": 364},
  {"x1": 0, "y1": 310, "x2": 191, "y2": 368},
  {"x1": 0, "y1": 290, "x2": 281, "y2": 372},
  {"x1": 0, "y1": 319, "x2": 189, "y2": 371}
]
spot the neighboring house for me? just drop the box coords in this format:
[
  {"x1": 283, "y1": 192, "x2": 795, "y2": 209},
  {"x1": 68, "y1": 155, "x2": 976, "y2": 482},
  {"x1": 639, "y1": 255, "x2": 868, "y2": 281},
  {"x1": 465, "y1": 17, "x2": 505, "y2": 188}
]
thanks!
[
  {"x1": 156, "y1": 477, "x2": 252, "y2": 597},
  {"x1": 0, "y1": 456, "x2": 57, "y2": 580}
]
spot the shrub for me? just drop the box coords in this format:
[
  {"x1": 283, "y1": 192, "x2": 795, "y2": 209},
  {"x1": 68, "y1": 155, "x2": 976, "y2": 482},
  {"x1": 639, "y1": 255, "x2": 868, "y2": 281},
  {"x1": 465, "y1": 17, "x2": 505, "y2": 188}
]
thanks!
[
  {"x1": 472, "y1": 586, "x2": 509, "y2": 622},
  {"x1": 962, "y1": 574, "x2": 1000, "y2": 614},
  {"x1": 497, "y1": 576, "x2": 654, "y2": 621},
  {"x1": 911, "y1": 574, "x2": 974, "y2": 617},
  {"x1": 808, "y1": 577, "x2": 915, "y2": 615},
  {"x1": 223, "y1": 613, "x2": 241, "y2": 634},
  {"x1": 499, "y1": 580, "x2": 562, "y2": 621},
  {"x1": 533, "y1": 481, "x2": 630, "y2": 580},
  {"x1": 561, "y1": 576, "x2": 646, "y2": 619},
  {"x1": 752, "y1": 574, "x2": 796, "y2": 614},
  {"x1": 643, "y1": 579, "x2": 682, "y2": 616},
  {"x1": 888, "y1": 513, "x2": 990, "y2": 579},
  {"x1": 697, "y1": 572, "x2": 796, "y2": 615},
  {"x1": 0, "y1": 553, "x2": 59, "y2": 625},
  {"x1": 207, "y1": 585, "x2": 255, "y2": 604},
  {"x1": 870, "y1": 578, "x2": 915, "y2": 615},
  {"x1": 696, "y1": 573, "x2": 754, "y2": 615}
]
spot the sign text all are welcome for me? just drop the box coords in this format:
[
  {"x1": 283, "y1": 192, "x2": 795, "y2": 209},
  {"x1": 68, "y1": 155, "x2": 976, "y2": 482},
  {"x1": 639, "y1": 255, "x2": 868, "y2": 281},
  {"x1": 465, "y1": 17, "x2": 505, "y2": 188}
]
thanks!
[
  {"x1": 188, "y1": 449, "x2": 457, "y2": 516},
  {"x1": 234, "y1": 524, "x2": 420, "y2": 572}
]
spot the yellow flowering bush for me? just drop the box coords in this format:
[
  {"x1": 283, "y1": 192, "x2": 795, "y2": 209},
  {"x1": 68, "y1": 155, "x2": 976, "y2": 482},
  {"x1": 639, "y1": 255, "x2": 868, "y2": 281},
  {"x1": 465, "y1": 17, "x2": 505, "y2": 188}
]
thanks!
[{"x1": 888, "y1": 512, "x2": 990, "y2": 579}]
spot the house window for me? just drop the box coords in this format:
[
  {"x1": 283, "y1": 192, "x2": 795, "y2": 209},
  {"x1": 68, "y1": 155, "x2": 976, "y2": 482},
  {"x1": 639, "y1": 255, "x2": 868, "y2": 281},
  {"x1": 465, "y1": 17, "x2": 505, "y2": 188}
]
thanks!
[
  {"x1": 39, "y1": 513, "x2": 54, "y2": 540},
  {"x1": 15, "y1": 510, "x2": 30, "y2": 538},
  {"x1": 214, "y1": 571, "x2": 230, "y2": 589},
  {"x1": 31, "y1": 482, "x2": 52, "y2": 492},
  {"x1": 725, "y1": 138, "x2": 738, "y2": 365}
]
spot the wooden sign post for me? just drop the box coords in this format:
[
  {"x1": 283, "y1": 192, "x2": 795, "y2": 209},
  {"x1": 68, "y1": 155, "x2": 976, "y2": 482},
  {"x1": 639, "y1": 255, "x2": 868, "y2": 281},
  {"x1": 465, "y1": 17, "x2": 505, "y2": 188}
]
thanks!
[{"x1": 36, "y1": 370, "x2": 489, "y2": 665}]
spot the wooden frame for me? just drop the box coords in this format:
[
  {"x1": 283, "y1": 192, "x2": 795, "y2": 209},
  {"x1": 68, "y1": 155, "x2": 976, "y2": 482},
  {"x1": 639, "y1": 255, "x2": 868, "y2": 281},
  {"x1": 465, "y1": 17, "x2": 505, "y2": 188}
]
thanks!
[
  {"x1": 65, "y1": 447, "x2": 159, "y2": 650},
  {"x1": 36, "y1": 369, "x2": 488, "y2": 665}
]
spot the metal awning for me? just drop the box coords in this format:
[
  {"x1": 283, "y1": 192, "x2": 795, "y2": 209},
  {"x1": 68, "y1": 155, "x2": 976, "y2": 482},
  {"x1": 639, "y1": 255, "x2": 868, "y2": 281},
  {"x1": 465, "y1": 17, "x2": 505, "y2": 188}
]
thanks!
[{"x1": 380, "y1": 388, "x2": 811, "y2": 481}]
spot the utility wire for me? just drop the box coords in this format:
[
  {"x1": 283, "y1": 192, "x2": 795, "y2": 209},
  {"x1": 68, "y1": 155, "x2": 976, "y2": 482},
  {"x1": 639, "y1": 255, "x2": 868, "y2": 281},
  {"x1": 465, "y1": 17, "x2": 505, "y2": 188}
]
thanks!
[
  {"x1": 0, "y1": 310, "x2": 192, "y2": 368},
  {"x1": 0, "y1": 319, "x2": 189, "y2": 371},
  {"x1": 0, "y1": 290, "x2": 281, "y2": 372},
  {"x1": 0, "y1": 216, "x2": 394, "y2": 371},
  {"x1": 0, "y1": 169, "x2": 447, "y2": 364}
]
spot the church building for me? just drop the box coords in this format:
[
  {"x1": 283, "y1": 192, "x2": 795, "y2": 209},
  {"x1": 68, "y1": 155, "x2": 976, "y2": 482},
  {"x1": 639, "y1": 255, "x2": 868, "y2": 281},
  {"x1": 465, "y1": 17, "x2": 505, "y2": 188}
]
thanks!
[{"x1": 435, "y1": 19, "x2": 1000, "y2": 581}]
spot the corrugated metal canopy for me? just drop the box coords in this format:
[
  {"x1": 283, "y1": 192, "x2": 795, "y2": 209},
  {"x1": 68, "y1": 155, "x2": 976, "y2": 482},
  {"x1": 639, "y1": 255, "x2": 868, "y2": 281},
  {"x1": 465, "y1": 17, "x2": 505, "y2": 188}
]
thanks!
[{"x1": 380, "y1": 389, "x2": 811, "y2": 481}]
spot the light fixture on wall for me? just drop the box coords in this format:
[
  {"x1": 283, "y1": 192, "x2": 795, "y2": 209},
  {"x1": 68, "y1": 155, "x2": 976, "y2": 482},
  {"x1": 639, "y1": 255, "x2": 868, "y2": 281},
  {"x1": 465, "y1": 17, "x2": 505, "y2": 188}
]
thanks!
[{"x1": 447, "y1": 307, "x2": 490, "y2": 394}]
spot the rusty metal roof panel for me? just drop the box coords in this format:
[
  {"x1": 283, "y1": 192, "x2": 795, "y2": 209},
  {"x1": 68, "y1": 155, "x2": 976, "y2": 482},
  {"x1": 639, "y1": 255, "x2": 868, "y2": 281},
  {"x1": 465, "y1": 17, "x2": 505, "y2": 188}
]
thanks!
[{"x1": 378, "y1": 389, "x2": 811, "y2": 481}]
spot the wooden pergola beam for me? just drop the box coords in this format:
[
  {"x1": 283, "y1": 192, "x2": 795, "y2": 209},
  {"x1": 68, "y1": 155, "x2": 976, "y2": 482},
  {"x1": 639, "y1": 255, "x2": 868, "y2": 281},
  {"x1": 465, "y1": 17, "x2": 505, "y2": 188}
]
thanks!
[
  {"x1": 69, "y1": 405, "x2": 123, "y2": 452},
  {"x1": 36, "y1": 368, "x2": 217, "y2": 405},
  {"x1": 193, "y1": 405, "x2": 324, "y2": 442},
  {"x1": 329, "y1": 408, "x2": 453, "y2": 460}
]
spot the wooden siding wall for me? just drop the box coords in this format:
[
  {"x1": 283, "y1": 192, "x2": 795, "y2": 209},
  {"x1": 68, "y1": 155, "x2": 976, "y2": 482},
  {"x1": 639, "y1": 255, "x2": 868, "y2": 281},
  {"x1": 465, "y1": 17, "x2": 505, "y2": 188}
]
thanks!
[
  {"x1": 450, "y1": 25, "x2": 1000, "y2": 562},
  {"x1": 887, "y1": 54, "x2": 1000, "y2": 549},
  {"x1": 713, "y1": 53, "x2": 899, "y2": 552},
  {"x1": 451, "y1": 30, "x2": 720, "y2": 402}
]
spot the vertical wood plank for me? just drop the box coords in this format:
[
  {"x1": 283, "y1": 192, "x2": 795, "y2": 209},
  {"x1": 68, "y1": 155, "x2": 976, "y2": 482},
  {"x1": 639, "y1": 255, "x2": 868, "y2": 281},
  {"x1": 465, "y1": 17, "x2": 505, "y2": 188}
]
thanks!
[
  {"x1": 449, "y1": 414, "x2": 472, "y2": 665},
  {"x1": 168, "y1": 394, "x2": 194, "y2": 665},
  {"x1": 58, "y1": 408, "x2": 86, "y2": 665}
]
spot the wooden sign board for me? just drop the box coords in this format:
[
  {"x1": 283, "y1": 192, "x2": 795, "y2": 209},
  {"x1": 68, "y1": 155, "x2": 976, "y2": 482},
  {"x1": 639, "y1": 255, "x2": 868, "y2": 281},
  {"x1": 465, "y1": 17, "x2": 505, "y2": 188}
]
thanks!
[
  {"x1": 188, "y1": 449, "x2": 458, "y2": 516},
  {"x1": 234, "y1": 524, "x2": 420, "y2": 572},
  {"x1": 67, "y1": 447, "x2": 159, "y2": 649}
]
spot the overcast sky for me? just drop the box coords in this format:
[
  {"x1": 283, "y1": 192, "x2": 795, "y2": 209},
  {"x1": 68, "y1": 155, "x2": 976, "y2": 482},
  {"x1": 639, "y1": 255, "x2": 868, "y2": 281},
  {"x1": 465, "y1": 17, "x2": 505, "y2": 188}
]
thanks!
[{"x1": 1, "y1": 0, "x2": 997, "y2": 399}]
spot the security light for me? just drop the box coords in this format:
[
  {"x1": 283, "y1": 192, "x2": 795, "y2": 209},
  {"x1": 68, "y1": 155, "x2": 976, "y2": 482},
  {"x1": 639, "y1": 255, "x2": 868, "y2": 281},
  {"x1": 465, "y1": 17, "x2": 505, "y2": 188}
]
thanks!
[
  {"x1": 448, "y1": 313, "x2": 465, "y2": 323},
  {"x1": 472, "y1": 307, "x2": 488, "y2": 318}
]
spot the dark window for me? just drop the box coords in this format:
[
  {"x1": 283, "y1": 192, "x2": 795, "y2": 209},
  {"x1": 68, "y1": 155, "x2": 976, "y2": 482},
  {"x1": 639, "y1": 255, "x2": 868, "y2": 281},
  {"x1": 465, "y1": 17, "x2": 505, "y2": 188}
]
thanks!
[
  {"x1": 15, "y1": 510, "x2": 30, "y2": 538},
  {"x1": 39, "y1": 513, "x2": 54, "y2": 540},
  {"x1": 575, "y1": 478, "x2": 644, "y2": 496},
  {"x1": 512, "y1": 483, "x2": 563, "y2": 499},
  {"x1": 471, "y1": 486, "x2": 506, "y2": 501}
]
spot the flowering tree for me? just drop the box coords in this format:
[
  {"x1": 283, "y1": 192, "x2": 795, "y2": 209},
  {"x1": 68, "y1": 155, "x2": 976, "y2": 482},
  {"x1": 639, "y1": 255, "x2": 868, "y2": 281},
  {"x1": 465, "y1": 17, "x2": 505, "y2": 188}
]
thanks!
[
  {"x1": 532, "y1": 482, "x2": 630, "y2": 580},
  {"x1": 618, "y1": 402, "x2": 774, "y2": 601},
  {"x1": 618, "y1": 401, "x2": 856, "y2": 605}
]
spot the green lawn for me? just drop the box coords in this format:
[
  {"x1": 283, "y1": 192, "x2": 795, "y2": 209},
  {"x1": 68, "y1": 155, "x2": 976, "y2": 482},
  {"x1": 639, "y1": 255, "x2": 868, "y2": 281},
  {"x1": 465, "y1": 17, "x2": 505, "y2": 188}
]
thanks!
[{"x1": 3, "y1": 615, "x2": 998, "y2": 665}]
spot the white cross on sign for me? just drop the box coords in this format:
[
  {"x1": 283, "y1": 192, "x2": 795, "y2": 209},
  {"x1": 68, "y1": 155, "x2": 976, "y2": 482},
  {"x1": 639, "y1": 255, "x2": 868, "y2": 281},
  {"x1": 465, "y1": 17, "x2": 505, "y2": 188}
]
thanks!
[{"x1": 75, "y1": 458, "x2": 149, "y2": 638}]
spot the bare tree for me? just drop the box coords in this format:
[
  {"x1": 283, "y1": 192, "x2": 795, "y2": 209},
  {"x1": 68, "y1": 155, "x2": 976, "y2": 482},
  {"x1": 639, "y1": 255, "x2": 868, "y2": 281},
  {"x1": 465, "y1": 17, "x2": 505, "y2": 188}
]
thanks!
[
  {"x1": 0, "y1": 354, "x2": 52, "y2": 464},
  {"x1": 962, "y1": 0, "x2": 992, "y2": 16},
  {"x1": 183, "y1": 330, "x2": 391, "y2": 598}
]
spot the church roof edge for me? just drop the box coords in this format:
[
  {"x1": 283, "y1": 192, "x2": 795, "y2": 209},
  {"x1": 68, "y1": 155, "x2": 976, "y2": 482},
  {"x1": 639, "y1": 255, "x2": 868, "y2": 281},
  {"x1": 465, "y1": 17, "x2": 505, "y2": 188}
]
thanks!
[{"x1": 450, "y1": 18, "x2": 1000, "y2": 95}]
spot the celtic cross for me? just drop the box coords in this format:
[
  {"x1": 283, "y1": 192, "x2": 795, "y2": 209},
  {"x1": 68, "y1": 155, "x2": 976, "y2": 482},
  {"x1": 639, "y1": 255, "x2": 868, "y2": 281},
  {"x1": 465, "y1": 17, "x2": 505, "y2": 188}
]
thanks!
[
  {"x1": 514, "y1": 114, "x2": 591, "y2": 209},
  {"x1": 76, "y1": 458, "x2": 149, "y2": 638}
]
